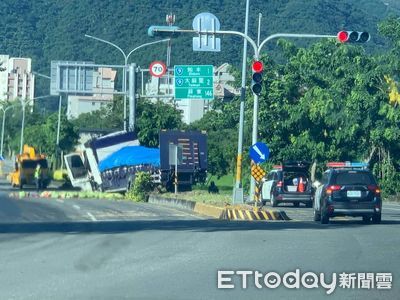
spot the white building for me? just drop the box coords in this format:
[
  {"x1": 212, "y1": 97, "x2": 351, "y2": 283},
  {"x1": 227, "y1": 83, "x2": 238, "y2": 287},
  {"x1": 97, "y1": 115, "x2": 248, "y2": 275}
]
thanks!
[
  {"x1": 145, "y1": 63, "x2": 239, "y2": 124},
  {"x1": 67, "y1": 67, "x2": 117, "y2": 119},
  {"x1": 0, "y1": 55, "x2": 35, "y2": 102}
]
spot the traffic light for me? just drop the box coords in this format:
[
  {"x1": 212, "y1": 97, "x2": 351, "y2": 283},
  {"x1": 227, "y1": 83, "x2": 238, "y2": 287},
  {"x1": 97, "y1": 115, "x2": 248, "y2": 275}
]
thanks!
[
  {"x1": 148, "y1": 25, "x2": 181, "y2": 37},
  {"x1": 337, "y1": 31, "x2": 370, "y2": 43},
  {"x1": 251, "y1": 60, "x2": 263, "y2": 95}
]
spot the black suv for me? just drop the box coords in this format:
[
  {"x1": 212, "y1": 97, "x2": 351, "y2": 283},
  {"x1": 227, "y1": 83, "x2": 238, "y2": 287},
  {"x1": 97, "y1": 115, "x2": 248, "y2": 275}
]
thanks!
[
  {"x1": 313, "y1": 162, "x2": 382, "y2": 224},
  {"x1": 261, "y1": 161, "x2": 313, "y2": 207}
]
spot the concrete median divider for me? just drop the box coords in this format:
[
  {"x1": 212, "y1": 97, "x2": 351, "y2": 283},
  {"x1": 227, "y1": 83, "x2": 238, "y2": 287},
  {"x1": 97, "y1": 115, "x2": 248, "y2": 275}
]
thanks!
[
  {"x1": 8, "y1": 191, "x2": 125, "y2": 200},
  {"x1": 225, "y1": 206, "x2": 290, "y2": 221},
  {"x1": 148, "y1": 195, "x2": 226, "y2": 219},
  {"x1": 148, "y1": 195, "x2": 290, "y2": 221}
]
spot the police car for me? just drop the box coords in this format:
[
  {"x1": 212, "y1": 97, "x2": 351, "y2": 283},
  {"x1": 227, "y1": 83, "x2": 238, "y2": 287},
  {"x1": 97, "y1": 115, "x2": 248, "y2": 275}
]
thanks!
[{"x1": 313, "y1": 162, "x2": 382, "y2": 224}]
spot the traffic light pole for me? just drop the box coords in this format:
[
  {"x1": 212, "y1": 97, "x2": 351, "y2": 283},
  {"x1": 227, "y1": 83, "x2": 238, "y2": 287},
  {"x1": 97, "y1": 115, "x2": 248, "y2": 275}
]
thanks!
[{"x1": 148, "y1": 25, "x2": 338, "y2": 202}]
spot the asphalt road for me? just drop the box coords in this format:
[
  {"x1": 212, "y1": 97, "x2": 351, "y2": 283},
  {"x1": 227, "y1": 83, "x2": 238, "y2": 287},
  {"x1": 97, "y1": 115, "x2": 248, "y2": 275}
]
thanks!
[{"x1": 0, "y1": 181, "x2": 399, "y2": 299}]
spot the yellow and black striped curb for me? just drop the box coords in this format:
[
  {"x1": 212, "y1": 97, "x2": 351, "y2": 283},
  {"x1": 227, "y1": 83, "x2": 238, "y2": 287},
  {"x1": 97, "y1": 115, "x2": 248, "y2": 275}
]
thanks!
[
  {"x1": 148, "y1": 195, "x2": 291, "y2": 221},
  {"x1": 223, "y1": 208, "x2": 290, "y2": 221}
]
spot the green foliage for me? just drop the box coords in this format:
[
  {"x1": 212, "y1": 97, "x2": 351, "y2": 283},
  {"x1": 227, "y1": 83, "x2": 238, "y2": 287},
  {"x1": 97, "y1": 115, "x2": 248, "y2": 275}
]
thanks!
[
  {"x1": 0, "y1": 103, "x2": 79, "y2": 158},
  {"x1": 72, "y1": 97, "x2": 183, "y2": 147},
  {"x1": 72, "y1": 96, "x2": 124, "y2": 130},
  {"x1": 22, "y1": 112, "x2": 79, "y2": 155},
  {"x1": 136, "y1": 99, "x2": 183, "y2": 147},
  {"x1": 189, "y1": 17, "x2": 400, "y2": 196},
  {"x1": 126, "y1": 172, "x2": 154, "y2": 202}
]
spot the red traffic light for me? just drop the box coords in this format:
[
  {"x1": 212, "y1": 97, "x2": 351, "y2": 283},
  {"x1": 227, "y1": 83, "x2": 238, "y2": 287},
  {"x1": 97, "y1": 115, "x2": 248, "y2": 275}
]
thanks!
[
  {"x1": 252, "y1": 61, "x2": 263, "y2": 73},
  {"x1": 337, "y1": 31, "x2": 349, "y2": 43},
  {"x1": 337, "y1": 31, "x2": 370, "y2": 43}
]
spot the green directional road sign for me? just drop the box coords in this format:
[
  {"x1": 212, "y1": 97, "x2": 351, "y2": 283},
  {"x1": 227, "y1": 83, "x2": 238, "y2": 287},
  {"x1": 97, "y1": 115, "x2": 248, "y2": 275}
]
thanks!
[{"x1": 174, "y1": 65, "x2": 214, "y2": 100}]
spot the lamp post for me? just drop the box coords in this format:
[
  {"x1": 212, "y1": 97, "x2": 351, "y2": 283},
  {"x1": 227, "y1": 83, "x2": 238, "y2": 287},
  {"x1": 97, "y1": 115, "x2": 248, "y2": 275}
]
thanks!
[
  {"x1": 84, "y1": 34, "x2": 170, "y2": 131},
  {"x1": 19, "y1": 95, "x2": 53, "y2": 154},
  {"x1": 0, "y1": 105, "x2": 15, "y2": 157}
]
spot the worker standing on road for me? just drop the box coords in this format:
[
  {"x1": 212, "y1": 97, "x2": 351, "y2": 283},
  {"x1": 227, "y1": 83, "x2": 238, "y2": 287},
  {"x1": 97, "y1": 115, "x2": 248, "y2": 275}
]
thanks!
[{"x1": 34, "y1": 163, "x2": 42, "y2": 192}]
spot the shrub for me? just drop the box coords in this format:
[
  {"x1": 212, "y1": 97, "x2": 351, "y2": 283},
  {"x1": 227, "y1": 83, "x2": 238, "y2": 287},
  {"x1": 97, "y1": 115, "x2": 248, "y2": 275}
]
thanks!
[{"x1": 126, "y1": 172, "x2": 154, "y2": 202}]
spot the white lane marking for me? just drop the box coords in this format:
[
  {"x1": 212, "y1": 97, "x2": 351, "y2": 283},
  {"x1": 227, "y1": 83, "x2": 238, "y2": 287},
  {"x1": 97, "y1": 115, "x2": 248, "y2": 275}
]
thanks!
[
  {"x1": 87, "y1": 212, "x2": 97, "y2": 221},
  {"x1": 72, "y1": 204, "x2": 81, "y2": 210},
  {"x1": 56, "y1": 199, "x2": 64, "y2": 203}
]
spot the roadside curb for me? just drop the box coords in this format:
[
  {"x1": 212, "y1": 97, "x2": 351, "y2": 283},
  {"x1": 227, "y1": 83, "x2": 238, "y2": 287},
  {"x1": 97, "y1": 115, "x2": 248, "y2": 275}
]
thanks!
[
  {"x1": 148, "y1": 195, "x2": 226, "y2": 219},
  {"x1": 148, "y1": 195, "x2": 290, "y2": 221}
]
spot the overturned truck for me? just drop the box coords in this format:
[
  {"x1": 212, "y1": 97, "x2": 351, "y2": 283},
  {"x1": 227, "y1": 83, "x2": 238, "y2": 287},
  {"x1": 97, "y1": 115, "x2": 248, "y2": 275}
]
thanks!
[{"x1": 64, "y1": 130, "x2": 207, "y2": 193}]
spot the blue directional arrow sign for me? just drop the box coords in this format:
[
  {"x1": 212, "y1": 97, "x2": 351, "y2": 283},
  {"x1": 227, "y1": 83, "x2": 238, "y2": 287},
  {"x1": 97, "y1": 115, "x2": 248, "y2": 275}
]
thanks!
[{"x1": 249, "y1": 142, "x2": 269, "y2": 164}]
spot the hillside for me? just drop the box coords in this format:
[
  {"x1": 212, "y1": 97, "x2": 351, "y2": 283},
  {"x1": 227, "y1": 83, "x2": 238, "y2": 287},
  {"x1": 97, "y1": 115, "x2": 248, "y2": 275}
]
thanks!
[{"x1": 0, "y1": 0, "x2": 399, "y2": 103}]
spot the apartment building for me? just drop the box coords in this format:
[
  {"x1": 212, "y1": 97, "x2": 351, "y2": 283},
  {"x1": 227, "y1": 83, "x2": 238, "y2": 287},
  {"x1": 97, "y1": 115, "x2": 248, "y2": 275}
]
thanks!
[{"x1": 0, "y1": 55, "x2": 35, "y2": 102}]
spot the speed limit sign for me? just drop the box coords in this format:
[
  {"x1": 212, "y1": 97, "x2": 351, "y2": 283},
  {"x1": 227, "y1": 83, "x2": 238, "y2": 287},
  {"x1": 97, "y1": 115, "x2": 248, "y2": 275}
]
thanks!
[{"x1": 149, "y1": 61, "x2": 167, "y2": 78}]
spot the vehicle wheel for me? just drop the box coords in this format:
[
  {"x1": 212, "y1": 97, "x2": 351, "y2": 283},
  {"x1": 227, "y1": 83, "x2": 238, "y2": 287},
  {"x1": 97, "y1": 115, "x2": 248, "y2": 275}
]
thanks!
[
  {"x1": 362, "y1": 216, "x2": 371, "y2": 223},
  {"x1": 372, "y1": 214, "x2": 381, "y2": 224},
  {"x1": 270, "y1": 194, "x2": 278, "y2": 207},
  {"x1": 313, "y1": 209, "x2": 321, "y2": 221},
  {"x1": 293, "y1": 202, "x2": 300, "y2": 207},
  {"x1": 321, "y1": 208, "x2": 329, "y2": 224}
]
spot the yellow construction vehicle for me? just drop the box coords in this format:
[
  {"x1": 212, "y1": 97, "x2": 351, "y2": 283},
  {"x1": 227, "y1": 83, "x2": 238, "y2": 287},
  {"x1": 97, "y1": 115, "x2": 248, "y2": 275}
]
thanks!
[{"x1": 10, "y1": 145, "x2": 50, "y2": 189}]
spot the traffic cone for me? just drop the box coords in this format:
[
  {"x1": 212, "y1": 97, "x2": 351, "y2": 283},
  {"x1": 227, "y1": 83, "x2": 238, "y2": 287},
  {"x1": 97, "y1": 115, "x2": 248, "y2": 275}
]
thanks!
[{"x1": 298, "y1": 177, "x2": 305, "y2": 192}]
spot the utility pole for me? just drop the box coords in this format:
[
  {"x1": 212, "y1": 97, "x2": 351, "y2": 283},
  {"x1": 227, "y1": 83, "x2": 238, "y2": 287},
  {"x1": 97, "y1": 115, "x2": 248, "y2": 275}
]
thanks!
[
  {"x1": 233, "y1": 0, "x2": 250, "y2": 204},
  {"x1": 128, "y1": 64, "x2": 136, "y2": 131}
]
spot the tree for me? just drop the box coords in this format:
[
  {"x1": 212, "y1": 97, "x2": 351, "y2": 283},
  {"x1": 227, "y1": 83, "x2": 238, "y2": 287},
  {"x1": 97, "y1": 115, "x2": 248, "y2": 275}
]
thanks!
[
  {"x1": 21, "y1": 111, "x2": 79, "y2": 155},
  {"x1": 136, "y1": 99, "x2": 183, "y2": 147},
  {"x1": 72, "y1": 96, "x2": 123, "y2": 130}
]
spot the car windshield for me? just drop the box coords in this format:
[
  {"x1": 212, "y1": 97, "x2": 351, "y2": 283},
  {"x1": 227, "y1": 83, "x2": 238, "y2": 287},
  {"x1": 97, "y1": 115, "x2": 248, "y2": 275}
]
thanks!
[{"x1": 333, "y1": 171, "x2": 375, "y2": 185}]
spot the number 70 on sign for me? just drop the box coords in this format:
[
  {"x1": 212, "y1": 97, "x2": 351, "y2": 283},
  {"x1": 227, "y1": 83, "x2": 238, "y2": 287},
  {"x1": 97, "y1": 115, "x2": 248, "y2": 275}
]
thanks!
[{"x1": 149, "y1": 61, "x2": 167, "y2": 78}]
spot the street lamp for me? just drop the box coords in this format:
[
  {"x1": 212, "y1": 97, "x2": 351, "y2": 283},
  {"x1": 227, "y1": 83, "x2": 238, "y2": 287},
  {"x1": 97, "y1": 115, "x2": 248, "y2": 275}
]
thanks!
[
  {"x1": 0, "y1": 105, "x2": 15, "y2": 157},
  {"x1": 19, "y1": 95, "x2": 52, "y2": 154},
  {"x1": 84, "y1": 34, "x2": 170, "y2": 131}
]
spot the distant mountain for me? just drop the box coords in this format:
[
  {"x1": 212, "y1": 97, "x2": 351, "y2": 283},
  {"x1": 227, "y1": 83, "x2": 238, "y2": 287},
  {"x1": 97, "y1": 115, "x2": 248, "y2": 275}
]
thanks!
[{"x1": 0, "y1": 0, "x2": 398, "y2": 101}]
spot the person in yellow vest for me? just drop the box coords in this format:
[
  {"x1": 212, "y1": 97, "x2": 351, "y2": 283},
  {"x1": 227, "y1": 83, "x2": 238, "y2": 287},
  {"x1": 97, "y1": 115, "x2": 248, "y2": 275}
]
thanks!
[{"x1": 34, "y1": 163, "x2": 42, "y2": 192}]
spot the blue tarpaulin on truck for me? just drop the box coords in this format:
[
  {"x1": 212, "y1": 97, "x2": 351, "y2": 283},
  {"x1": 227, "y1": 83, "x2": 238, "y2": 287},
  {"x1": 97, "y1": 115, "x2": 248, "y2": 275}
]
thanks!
[{"x1": 98, "y1": 146, "x2": 160, "y2": 172}]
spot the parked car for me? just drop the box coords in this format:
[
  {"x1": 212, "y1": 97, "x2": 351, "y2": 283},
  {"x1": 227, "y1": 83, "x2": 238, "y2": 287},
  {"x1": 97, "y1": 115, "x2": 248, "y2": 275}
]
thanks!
[
  {"x1": 313, "y1": 162, "x2": 382, "y2": 224},
  {"x1": 261, "y1": 161, "x2": 313, "y2": 207}
]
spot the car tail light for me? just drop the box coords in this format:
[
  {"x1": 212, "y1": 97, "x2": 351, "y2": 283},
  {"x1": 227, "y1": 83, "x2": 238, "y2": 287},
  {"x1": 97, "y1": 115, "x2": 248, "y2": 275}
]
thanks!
[
  {"x1": 276, "y1": 181, "x2": 283, "y2": 188},
  {"x1": 368, "y1": 185, "x2": 381, "y2": 196},
  {"x1": 326, "y1": 185, "x2": 341, "y2": 194}
]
